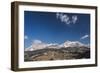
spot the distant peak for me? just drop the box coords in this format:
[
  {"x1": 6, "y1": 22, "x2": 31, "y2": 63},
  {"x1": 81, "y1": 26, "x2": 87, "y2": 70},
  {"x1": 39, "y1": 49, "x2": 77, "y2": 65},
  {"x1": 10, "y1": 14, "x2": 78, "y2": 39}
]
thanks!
[{"x1": 63, "y1": 41, "x2": 85, "y2": 47}]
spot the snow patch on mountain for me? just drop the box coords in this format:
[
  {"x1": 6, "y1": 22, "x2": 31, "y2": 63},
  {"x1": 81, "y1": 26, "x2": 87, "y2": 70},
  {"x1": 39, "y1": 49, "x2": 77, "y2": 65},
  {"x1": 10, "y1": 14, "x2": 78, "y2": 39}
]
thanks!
[
  {"x1": 25, "y1": 40, "x2": 88, "y2": 51},
  {"x1": 63, "y1": 40, "x2": 85, "y2": 47}
]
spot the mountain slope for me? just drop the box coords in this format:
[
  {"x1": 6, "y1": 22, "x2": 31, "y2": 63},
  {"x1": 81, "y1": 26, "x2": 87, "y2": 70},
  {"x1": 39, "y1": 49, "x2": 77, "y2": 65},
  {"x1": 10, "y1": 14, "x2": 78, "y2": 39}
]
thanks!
[{"x1": 24, "y1": 46, "x2": 90, "y2": 61}]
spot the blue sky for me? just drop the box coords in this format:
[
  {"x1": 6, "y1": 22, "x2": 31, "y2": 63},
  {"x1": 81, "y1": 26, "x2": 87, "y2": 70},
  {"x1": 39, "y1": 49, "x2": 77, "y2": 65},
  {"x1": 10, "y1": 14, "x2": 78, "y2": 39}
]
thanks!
[{"x1": 24, "y1": 11, "x2": 90, "y2": 48}]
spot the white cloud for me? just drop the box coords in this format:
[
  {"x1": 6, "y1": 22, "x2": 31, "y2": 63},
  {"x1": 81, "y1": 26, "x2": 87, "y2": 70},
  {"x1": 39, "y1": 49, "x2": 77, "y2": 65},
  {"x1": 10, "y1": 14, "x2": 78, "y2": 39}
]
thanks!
[
  {"x1": 24, "y1": 35, "x2": 28, "y2": 40},
  {"x1": 26, "y1": 39, "x2": 60, "y2": 51},
  {"x1": 72, "y1": 15, "x2": 78, "y2": 24},
  {"x1": 80, "y1": 35, "x2": 89, "y2": 40},
  {"x1": 33, "y1": 39, "x2": 42, "y2": 44},
  {"x1": 56, "y1": 13, "x2": 78, "y2": 26},
  {"x1": 56, "y1": 12, "x2": 60, "y2": 19}
]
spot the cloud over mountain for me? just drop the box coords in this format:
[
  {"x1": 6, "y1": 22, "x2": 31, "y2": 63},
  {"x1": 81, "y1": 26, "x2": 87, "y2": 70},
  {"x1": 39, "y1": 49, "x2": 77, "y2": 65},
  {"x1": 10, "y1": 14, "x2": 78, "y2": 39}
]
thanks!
[
  {"x1": 33, "y1": 40, "x2": 42, "y2": 44},
  {"x1": 25, "y1": 40, "x2": 88, "y2": 51}
]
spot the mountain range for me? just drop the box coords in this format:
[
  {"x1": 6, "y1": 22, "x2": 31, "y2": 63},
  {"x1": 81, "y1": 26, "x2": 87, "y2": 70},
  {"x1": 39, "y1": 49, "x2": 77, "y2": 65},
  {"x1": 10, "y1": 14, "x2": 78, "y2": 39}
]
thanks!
[
  {"x1": 25, "y1": 40, "x2": 89, "y2": 51},
  {"x1": 24, "y1": 40, "x2": 90, "y2": 61}
]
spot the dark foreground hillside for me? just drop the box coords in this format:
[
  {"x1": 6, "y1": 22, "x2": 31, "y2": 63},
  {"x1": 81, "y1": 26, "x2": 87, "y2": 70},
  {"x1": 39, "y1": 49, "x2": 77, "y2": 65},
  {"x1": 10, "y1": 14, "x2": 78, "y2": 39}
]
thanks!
[{"x1": 24, "y1": 47, "x2": 90, "y2": 61}]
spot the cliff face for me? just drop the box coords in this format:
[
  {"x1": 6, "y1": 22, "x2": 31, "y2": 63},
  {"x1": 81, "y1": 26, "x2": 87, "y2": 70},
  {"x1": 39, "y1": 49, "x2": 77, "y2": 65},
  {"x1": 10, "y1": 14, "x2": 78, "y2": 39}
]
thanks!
[{"x1": 24, "y1": 46, "x2": 90, "y2": 61}]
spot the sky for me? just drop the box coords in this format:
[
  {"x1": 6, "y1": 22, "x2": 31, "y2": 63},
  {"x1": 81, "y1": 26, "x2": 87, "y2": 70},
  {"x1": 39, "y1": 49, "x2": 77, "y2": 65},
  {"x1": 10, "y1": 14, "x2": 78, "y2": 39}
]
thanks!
[{"x1": 24, "y1": 11, "x2": 90, "y2": 48}]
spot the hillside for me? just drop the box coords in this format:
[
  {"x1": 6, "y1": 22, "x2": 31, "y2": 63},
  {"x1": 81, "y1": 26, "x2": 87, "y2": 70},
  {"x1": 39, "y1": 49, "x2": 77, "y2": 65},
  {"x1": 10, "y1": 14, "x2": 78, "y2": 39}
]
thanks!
[{"x1": 24, "y1": 46, "x2": 90, "y2": 61}]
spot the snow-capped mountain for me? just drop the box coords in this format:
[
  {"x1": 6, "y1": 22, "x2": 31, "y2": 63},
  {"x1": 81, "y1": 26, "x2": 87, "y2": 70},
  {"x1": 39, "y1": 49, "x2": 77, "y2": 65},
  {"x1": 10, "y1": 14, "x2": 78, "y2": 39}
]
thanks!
[
  {"x1": 25, "y1": 40, "x2": 88, "y2": 51},
  {"x1": 63, "y1": 41, "x2": 85, "y2": 47}
]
